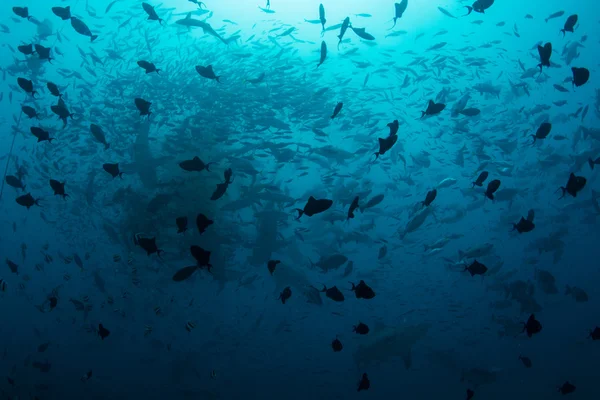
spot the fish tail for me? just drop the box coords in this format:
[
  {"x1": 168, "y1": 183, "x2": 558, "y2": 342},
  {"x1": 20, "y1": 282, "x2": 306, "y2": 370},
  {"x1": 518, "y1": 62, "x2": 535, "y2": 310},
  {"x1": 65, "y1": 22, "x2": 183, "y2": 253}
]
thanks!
[
  {"x1": 205, "y1": 162, "x2": 215, "y2": 172},
  {"x1": 295, "y1": 209, "x2": 304, "y2": 220},
  {"x1": 531, "y1": 135, "x2": 536, "y2": 144},
  {"x1": 119, "y1": 173, "x2": 124, "y2": 179},
  {"x1": 560, "y1": 29, "x2": 565, "y2": 37},
  {"x1": 464, "y1": 6, "x2": 473, "y2": 16},
  {"x1": 588, "y1": 158, "x2": 594, "y2": 170},
  {"x1": 91, "y1": 35, "x2": 98, "y2": 42},
  {"x1": 558, "y1": 187, "x2": 566, "y2": 199},
  {"x1": 350, "y1": 282, "x2": 356, "y2": 291},
  {"x1": 216, "y1": 76, "x2": 221, "y2": 83}
]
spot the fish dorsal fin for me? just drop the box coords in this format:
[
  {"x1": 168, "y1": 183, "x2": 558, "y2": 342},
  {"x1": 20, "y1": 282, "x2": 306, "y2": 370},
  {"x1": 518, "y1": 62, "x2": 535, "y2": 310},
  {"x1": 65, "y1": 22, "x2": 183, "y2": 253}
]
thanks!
[
  {"x1": 308, "y1": 196, "x2": 316, "y2": 202},
  {"x1": 193, "y1": 156, "x2": 199, "y2": 161},
  {"x1": 186, "y1": 12, "x2": 192, "y2": 19}
]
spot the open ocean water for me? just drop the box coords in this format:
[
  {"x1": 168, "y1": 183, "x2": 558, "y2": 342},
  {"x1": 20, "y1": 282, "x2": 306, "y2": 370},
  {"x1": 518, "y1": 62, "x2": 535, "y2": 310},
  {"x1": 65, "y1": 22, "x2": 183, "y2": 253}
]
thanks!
[{"x1": 0, "y1": 0, "x2": 599, "y2": 399}]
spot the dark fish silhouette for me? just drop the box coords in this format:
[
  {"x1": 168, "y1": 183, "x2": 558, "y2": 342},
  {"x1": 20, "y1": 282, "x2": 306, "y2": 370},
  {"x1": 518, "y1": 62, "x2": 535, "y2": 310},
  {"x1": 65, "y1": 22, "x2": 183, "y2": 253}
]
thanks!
[
  {"x1": 374, "y1": 134, "x2": 398, "y2": 160},
  {"x1": 267, "y1": 259, "x2": 280, "y2": 275},
  {"x1": 464, "y1": 260, "x2": 488, "y2": 276},
  {"x1": 473, "y1": 171, "x2": 488, "y2": 187},
  {"x1": 196, "y1": 213, "x2": 213, "y2": 234},
  {"x1": 17, "y1": 44, "x2": 35, "y2": 55},
  {"x1": 317, "y1": 41, "x2": 327, "y2": 67},
  {"x1": 190, "y1": 245, "x2": 212, "y2": 271},
  {"x1": 21, "y1": 105, "x2": 39, "y2": 119},
  {"x1": 350, "y1": 26, "x2": 375, "y2": 40},
  {"x1": 296, "y1": 196, "x2": 333, "y2": 219},
  {"x1": 421, "y1": 189, "x2": 437, "y2": 207},
  {"x1": 49, "y1": 180, "x2": 68, "y2": 199},
  {"x1": 12, "y1": 7, "x2": 32, "y2": 20},
  {"x1": 353, "y1": 322, "x2": 369, "y2": 334},
  {"x1": 210, "y1": 182, "x2": 229, "y2": 200},
  {"x1": 46, "y1": 82, "x2": 61, "y2": 97},
  {"x1": 98, "y1": 324, "x2": 110, "y2": 340},
  {"x1": 512, "y1": 217, "x2": 535, "y2": 233},
  {"x1": 558, "y1": 382, "x2": 575, "y2": 395},
  {"x1": 331, "y1": 102, "x2": 343, "y2": 119},
  {"x1": 176, "y1": 217, "x2": 188, "y2": 233},
  {"x1": 35, "y1": 45, "x2": 53, "y2": 63},
  {"x1": 134, "y1": 98, "x2": 152, "y2": 117},
  {"x1": 319, "y1": 3, "x2": 326, "y2": 32},
  {"x1": 319, "y1": 285, "x2": 345, "y2": 302},
  {"x1": 347, "y1": 196, "x2": 359, "y2": 220},
  {"x1": 172, "y1": 265, "x2": 199, "y2": 281},
  {"x1": 16, "y1": 193, "x2": 40, "y2": 209},
  {"x1": 134, "y1": 234, "x2": 164, "y2": 257},
  {"x1": 421, "y1": 100, "x2": 445, "y2": 118},
  {"x1": 90, "y1": 124, "x2": 110, "y2": 149},
  {"x1": 537, "y1": 42, "x2": 552, "y2": 72},
  {"x1": 350, "y1": 280, "x2": 375, "y2": 299},
  {"x1": 52, "y1": 6, "x2": 71, "y2": 20},
  {"x1": 196, "y1": 65, "x2": 221, "y2": 82},
  {"x1": 589, "y1": 327, "x2": 600, "y2": 340},
  {"x1": 70, "y1": 17, "x2": 98, "y2": 42},
  {"x1": 484, "y1": 179, "x2": 501, "y2": 200},
  {"x1": 558, "y1": 173, "x2": 586, "y2": 198},
  {"x1": 179, "y1": 156, "x2": 214, "y2": 172},
  {"x1": 465, "y1": 0, "x2": 495, "y2": 15},
  {"x1": 5, "y1": 175, "x2": 26, "y2": 191},
  {"x1": 17, "y1": 77, "x2": 37, "y2": 97},
  {"x1": 337, "y1": 17, "x2": 349, "y2": 49},
  {"x1": 137, "y1": 60, "x2": 160, "y2": 74},
  {"x1": 103, "y1": 163, "x2": 123, "y2": 179},
  {"x1": 279, "y1": 286, "x2": 292, "y2": 304},
  {"x1": 571, "y1": 67, "x2": 589, "y2": 88},
  {"x1": 523, "y1": 314, "x2": 542, "y2": 337},
  {"x1": 30, "y1": 127, "x2": 54, "y2": 143},
  {"x1": 392, "y1": 0, "x2": 408, "y2": 29},
  {"x1": 357, "y1": 373, "x2": 370, "y2": 391},
  {"x1": 532, "y1": 122, "x2": 551, "y2": 143},
  {"x1": 331, "y1": 336, "x2": 343, "y2": 352},
  {"x1": 560, "y1": 14, "x2": 577, "y2": 36},
  {"x1": 142, "y1": 2, "x2": 163, "y2": 25}
]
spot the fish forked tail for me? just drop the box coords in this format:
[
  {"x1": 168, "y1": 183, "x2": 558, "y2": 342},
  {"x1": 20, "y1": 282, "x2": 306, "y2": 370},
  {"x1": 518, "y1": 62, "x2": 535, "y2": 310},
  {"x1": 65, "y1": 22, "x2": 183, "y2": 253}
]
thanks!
[
  {"x1": 463, "y1": 6, "x2": 473, "y2": 16},
  {"x1": 205, "y1": 161, "x2": 216, "y2": 172},
  {"x1": 555, "y1": 186, "x2": 566, "y2": 199},
  {"x1": 295, "y1": 208, "x2": 304, "y2": 220}
]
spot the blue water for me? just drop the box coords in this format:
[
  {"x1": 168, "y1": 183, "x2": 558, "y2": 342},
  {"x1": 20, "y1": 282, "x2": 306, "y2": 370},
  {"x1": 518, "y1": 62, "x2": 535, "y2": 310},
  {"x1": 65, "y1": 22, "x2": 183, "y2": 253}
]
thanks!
[{"x1": 1, "y1": 0, "x2": 599, "y2": 399}]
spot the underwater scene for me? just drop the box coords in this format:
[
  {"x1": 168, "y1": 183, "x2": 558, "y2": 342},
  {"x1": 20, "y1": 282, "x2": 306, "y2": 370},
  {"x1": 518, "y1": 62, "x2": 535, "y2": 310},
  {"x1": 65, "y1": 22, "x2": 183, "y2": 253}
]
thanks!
[{"x1": 0, "y1": 0, "x2": 599, "y2": 398}]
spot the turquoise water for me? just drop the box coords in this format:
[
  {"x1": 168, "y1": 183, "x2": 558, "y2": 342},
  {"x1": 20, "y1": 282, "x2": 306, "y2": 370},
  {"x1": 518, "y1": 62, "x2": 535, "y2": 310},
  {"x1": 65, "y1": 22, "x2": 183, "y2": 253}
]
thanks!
[{"x1": 0, "y1": 0, "x2": 599, "y2": 398}]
